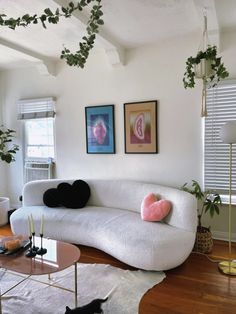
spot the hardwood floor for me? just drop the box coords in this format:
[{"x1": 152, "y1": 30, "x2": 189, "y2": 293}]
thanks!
[
  {"x1": 0, "y1": 224, "x2": 12, "y2": 237},
  {"x1": 1, "y1": 225, "x2": 236, "y2": 313}
]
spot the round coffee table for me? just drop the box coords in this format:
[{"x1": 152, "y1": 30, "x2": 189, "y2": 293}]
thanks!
[{"x1": 0, "y1": 237, "x2": 80, "y2": 313}]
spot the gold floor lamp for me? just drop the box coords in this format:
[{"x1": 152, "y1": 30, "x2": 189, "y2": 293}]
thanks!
[{"x1": 218, "y1": 121, "x2": 236, "y2": 275}]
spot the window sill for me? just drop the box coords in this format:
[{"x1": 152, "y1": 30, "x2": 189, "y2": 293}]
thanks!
[{"x1": 219, "y1": 194, "x2": 236, "y2": 206}]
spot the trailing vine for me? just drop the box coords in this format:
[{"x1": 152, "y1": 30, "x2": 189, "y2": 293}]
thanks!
[
  {"x1": 183, "y1": 45, "x2": 229, "y2": 89},
  {"x1": 0, "y1": 0, "x2": 104, "y2": 68}
]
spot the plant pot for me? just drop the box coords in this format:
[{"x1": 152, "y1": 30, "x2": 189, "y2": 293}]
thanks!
[
  {"x1": 194, "y1": 59, "x2": 215, "y2": 79},
  {"x1": 194, "y1": 226, "x2": 213, "y2": 254},
  {"x1": 0, "y1": 197, "x2": 10, "y2": 226}
]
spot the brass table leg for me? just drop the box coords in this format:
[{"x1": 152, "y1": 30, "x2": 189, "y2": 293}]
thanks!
[
  {"x1": 0, "y1": 288, "x2": 2, "y2": 314},
  {"x1": 74, "y1": 262, "x2": 77, "y2": 307},
  {"x1": 0, "y1": 270, "x2": 2, "y2": 314}
]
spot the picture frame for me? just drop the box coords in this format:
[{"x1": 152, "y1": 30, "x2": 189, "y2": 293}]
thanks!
[
  {"x1": 124, "y1": 100, "x2": 158, "y2": 153},
  {"x1": 85, "y1": 105, "x2": 115, "y2": 154}
]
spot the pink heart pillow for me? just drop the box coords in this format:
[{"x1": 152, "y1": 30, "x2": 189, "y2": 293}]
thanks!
[{"x1": 141, "y1": 193, "x2": 171, "y2": 221}]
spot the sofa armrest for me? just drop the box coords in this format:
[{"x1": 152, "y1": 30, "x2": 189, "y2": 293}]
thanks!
[{"x1": 164, "y1": 190, "x2": 197, "y2": 233}]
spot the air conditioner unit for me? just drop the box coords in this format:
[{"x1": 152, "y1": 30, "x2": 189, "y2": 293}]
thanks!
[{"x1": 24, "y1": 161, "x2": 54, "y2": 183}]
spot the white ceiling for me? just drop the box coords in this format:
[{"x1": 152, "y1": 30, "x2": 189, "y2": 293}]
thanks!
[{"x1": 0, "y1": 0, "x2": 235, "y2": 73}]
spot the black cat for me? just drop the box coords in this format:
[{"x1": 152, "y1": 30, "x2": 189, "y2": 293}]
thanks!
[
  {"x1": 64, "y1": 297, "x2": 107, "y2": 314},
  {"x1": 65, "y1": 286, "x2": 116, "y2": 314}
]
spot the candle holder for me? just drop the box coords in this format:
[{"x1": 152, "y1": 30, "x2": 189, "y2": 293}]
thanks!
[
  {"x1": 32, "y1": 232, "x2": 39, "y2": 252},
  {"x1": 25, "y1": 236, "x2": 37, "y2": 258},
  {"x1": 36, "y1": 234, "x2": 47, "y2": 255}
]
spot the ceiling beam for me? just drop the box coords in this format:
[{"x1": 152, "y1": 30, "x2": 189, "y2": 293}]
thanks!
[
  {"x1": 52, "y1": 0, "x2": 125, "y2": 66},
  {"x1": 193, "y1": 0, "x2": 220, "y2": 49},
  {"x1": 0, "y1": 38, "x2": 56, "y2": 76}
]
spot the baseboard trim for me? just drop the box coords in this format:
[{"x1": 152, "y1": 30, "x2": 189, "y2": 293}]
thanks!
[{"x1": 212, "y1": 230, "x2": 236, "y2": 242}]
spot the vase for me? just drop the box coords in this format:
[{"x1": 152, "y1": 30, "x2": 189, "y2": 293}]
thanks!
[
  {"x1": 194, "y1": 226, "x2": 213, "y2": 254},
  {"x1": 194, "y1": 59, "x2": 215, "y2": 79},
  {"x1": 0, "y1": 197, "x2": 10, "y2": 226}
]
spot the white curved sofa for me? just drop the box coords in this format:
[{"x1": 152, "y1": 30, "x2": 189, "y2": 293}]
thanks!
[{"x1": 10, "y1": 179, "x2": 197, "y2": 271}]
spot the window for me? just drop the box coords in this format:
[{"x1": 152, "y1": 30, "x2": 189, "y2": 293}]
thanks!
[
  {"x1": 17, "y1": 97, "x2": 56, "y2": 161},
  {"x1": 204, "y1": 80, "x2": 236, "y2": 202},
  {"x1": 25, "y1": 118, "x2": 55, "y2": 160}
]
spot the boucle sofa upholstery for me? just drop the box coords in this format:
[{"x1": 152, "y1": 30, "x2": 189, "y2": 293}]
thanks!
[{"x1": 10, "y1": 179, "x2": 197, "y2": 271}]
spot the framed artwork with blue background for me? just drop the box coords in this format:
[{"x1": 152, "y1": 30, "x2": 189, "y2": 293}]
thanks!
[{"x1": 85, "y1": 105, "x2": 115, "y2": 154}]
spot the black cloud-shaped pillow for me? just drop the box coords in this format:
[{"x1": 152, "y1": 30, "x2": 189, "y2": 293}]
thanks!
[
  {"x1": 43, "y1": 188, "x2": 60, "y2": 207},
  {"x1": 43, "y1": 180, "x2": 90, "y2": 209}
]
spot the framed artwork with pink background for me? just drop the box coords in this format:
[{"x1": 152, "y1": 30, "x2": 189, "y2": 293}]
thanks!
[
  {"x1": 124, "y1": 100, "x2": 157, "y2": 153},
  {"x1": 85, "y1": 105, "x2": 115, "y2": 154}
]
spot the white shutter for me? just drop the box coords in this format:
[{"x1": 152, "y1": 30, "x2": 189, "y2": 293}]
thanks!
[
  {"x1": 204, "y1": 80, "x2": 236, "y2": 194},
  {"x1": 17, "y1": 97, "x2": 55, "y2": 120}
]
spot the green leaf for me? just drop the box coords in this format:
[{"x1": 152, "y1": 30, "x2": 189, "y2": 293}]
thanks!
[
  {"x1": 40, "y1": 14, "x2": 47, "y2": 21},
  {"x1": 69, "y1": 2, "x2": 75, "y2": 8},
  {"x1": 22, "y1": 14, "x2": 30, "y2": 20},
  {"x1": 4, "y1": 154, "x2": 12, "y2": 163},
  {"x1": 44, "y1": 8, "x2": 53, "y2": 16},
  {"x1": 0, "y1": 0, "x2": 104, "y2": 69},
  {"x1": 61, "y1": 7, "x2": 68, "y2": 14}
]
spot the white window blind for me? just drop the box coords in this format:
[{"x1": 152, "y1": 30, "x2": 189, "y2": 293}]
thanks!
[
  {"x1": 17, "y1": 97, "x2": 56, "y2": 161},
  {"x1": 204, "y1": 81, "x2": 236, "y2": 194},
  {"x1": 17, "y1": 97, "x2": 55, "y2": 120}
]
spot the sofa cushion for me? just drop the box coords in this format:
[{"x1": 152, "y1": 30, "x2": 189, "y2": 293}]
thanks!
[
  {"x1": 72, "y1": 180, "x2": 91, "y2": 206},
  {"x1": 57, "y1": 180, "x2": 90, "y2": 208},
  {"x1": 141, "y1": 193, "x2": 171, "y2": 221},
  {"x1": 43, "y1": 180, "x2": 90, "y2": 209},
  {"x1": 10, "y1": 205, "x2": 195, "y2": 271},
  {"x1": 43, "y1": 188, "x2": 60, "y2": 207},
  {"x1": 57, "y1": 182, "x2": 72, "y2": 206}
]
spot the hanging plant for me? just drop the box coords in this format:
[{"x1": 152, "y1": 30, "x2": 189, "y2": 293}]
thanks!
[
  {"x1": 183, "y1": 45, "x2": 229, "y2": 117},
  {"x1": 0, "y1": 126, "x2": 19, "y2": 163},
  {"x1": 0, "y1": 0, "x2": 104, "y2": 69},
  {"x1": 183, "y1": 45, "x2": 229, "y2": 89}
]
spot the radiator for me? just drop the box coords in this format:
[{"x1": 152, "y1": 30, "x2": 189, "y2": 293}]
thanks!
[{"x1": 24, "y1": 161, "x2": 53, "y2": 183}]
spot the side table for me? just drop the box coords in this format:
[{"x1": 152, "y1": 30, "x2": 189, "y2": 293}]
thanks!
[{"x1": 0, "y1": 237, "x2": 80, "y2": 313}]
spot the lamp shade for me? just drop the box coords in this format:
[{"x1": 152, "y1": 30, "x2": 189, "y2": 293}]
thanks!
[{"x1": 219, "y1": 121, "x2": 236, "y2": 144}]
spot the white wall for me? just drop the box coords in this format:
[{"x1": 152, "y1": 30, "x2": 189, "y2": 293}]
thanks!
[
  {"x1": 1, "y1": 31, "x2": 236, "y2": 238},
  {"x1": 0, "y1": 74, "x2": 7, "y2": 195}
]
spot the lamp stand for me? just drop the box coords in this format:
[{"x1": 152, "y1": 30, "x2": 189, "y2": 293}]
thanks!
[{"x1": 218, "y1": 143, "x2": 236, "y2": 275}]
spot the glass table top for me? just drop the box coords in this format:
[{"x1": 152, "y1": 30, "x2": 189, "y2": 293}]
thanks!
[{"x1": 0, "y1": 237, "x2": 80, "y2": 275}]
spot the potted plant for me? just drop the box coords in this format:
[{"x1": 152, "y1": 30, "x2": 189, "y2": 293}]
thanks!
[
  {"x1": 183, "y1": 45, "x2": 229, "y2": 117},
  {"x1": 181, "y1": 180, "x2": 222, "y2": 253},
  {"x1": 0, "y1": 126, "x2": 19, "y2": 163},
  {"x1": 0, "y1": 126, "x2": 19, "y2": 226},
  {"x1": 183, "y1": 45, "x2": 229, "y2": 89}
]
